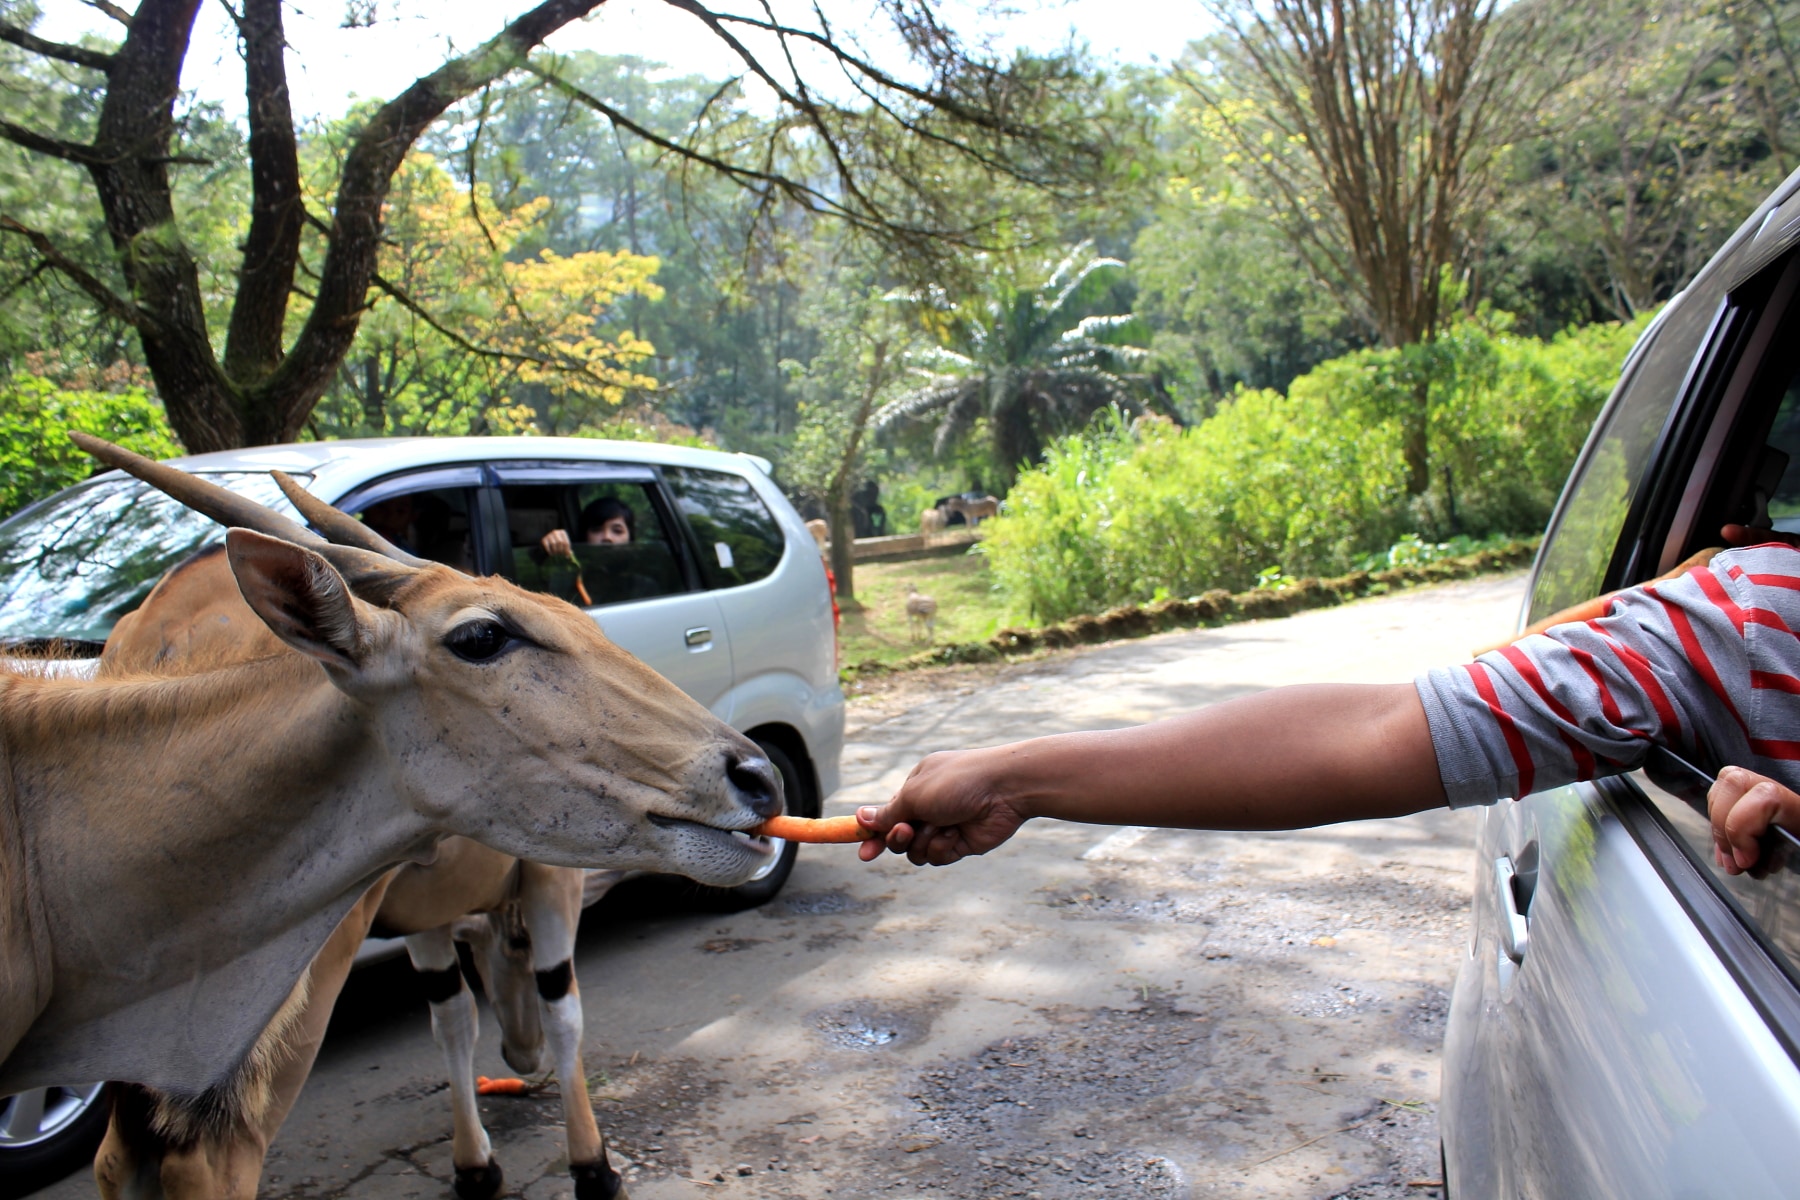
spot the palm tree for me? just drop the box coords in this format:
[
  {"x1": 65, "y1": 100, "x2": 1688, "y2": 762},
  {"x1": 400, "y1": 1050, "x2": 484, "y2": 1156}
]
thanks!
[{"x1": 874, "y1": 244, "x2": 1163, "y2": 482}]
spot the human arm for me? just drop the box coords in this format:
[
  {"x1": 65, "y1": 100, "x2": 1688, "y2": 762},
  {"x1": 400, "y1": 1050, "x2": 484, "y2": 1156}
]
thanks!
[{"x1": 856, "y1": 683, "x2": 1444, "y2": 865}]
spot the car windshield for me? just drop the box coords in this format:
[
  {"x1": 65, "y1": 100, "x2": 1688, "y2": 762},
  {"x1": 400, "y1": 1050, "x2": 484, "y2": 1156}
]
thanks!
[{"x1": 0, "y1": 472, "x2": 305, "y2": 647}]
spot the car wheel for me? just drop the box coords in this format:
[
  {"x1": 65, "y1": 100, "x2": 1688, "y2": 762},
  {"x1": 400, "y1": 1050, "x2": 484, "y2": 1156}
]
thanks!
[
  {"x1": 701, "y1": 739, "x2": 811, "y2": 911},
  {"x1": 0, "y1": 1083, "x2": 110, "y2": 1199}
]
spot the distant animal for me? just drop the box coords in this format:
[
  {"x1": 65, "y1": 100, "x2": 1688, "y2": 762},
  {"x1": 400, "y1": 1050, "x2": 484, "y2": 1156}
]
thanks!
[
  {"x1": 944, "y1": 494, "x2": 1000, "y2": 526},
  {"x1": 919, "y1": 507, "x2": 947, "y2": 537},
  {"x1": 805, "y1": 517, "x2": 830, "y2": 551},
  {"x1": 905, "y1": 585, "x2": 939, "y2": 642}
]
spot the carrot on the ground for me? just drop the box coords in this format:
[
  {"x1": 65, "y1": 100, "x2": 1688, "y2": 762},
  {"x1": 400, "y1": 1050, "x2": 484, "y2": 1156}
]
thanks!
[
  {"x1": 476, "y1": 1076, "x2": 531, "y2": 1096},
  {"x1": 754, "y1": 814, "x2": 877, "y2": 843}
]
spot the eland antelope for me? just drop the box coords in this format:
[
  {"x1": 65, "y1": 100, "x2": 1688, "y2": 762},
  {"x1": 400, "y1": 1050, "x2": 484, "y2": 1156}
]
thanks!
[
  {"x1": 94, "y1": 535, "x2": 622, "y2": 1200},
  {"x1": 0, "y1": 435, "x2": 781, "y2": 1194}
]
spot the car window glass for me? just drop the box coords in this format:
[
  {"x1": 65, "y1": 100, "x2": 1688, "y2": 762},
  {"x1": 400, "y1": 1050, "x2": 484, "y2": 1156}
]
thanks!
[
  {"x1": 500, "y1": 481, "x2": 685, "y2": 608},
  {"x1": 1529, "y1": 296, "x2": 1727, "y2": 622},
  {"x1": 662, "y1": 466, "x2": 785, "y2": 589},
  {"x1": 1759, "y1": 366, "x2": 1800, "y2": 533},
  {"x1": 0, "y1": 472, "x2": 304, "y2": 646},
  {"x1": 1634, "y1": 766, "x2": 1800, "y2": 982},
  {"x1": 343, "y1": 486, "x2": 476, "y2": 572}
]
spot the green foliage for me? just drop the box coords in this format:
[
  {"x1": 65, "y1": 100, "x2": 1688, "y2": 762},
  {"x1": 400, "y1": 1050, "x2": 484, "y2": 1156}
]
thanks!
[
  {"x1": 984, "y1": 312, "x2": 1647, "y2": 622},
  {"x1": 0, "y1": 374, "x2": 178, "y2": 517}
]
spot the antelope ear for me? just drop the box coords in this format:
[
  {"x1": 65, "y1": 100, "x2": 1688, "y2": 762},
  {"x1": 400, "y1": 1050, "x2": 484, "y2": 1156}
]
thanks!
[{"x1": 225, "y1": 529, "x2": 370, "y2": 670}]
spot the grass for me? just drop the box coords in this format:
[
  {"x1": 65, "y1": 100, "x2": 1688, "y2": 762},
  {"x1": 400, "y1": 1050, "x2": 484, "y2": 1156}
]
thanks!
[{"x1": 837, "y1": 549, "x2": 1014, "y2": 667}]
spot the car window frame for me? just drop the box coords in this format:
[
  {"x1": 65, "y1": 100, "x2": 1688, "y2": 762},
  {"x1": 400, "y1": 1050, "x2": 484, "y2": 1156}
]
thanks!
[
  {"x1": 327, "y1": 465, "x2": 504, "y2": 577},
  {"x1": 1602, "y1": 760, "x2": 1800, "y2": 1069},
  {"x1": 657, "y1": 464, "x2": 789, "y2": 592},
  {"x1": 488, "y1": 461, "x2": 708, "y2": 601}
]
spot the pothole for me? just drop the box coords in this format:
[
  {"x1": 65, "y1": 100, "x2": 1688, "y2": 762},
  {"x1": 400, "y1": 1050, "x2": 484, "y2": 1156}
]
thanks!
[{"x1": 812, "y1": 1002, "x2": 926, "y2": 1050}]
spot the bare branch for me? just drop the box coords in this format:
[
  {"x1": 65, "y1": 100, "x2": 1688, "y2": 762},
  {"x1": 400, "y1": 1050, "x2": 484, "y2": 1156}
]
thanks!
[
  {"x1": 0, "y1": 120, "x2": 100, "y2": 165},
  {"x1": 0, "y1": 215, "x2": 148, "y2": 329},
  {"x1": 0, "y1": 23, "x2": 116, "y2": 72},
  {"x1": 82, "y1": 0, "x2": 132, "y2": 25}
]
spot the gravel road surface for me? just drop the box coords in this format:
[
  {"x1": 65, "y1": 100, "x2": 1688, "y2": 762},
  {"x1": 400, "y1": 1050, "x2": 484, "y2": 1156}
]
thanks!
[{"x1": 43, "y1": 571, "x2": 1526, "y2": 1200}]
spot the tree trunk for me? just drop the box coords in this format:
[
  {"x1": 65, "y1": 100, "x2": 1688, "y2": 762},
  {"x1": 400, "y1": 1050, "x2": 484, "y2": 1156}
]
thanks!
[
  {"x1": 1404, "y1": 375, "x2": 1431, "y2": 496},
  {"x1": 828, "y1": 485, "x2": 856, "y2": 601}
]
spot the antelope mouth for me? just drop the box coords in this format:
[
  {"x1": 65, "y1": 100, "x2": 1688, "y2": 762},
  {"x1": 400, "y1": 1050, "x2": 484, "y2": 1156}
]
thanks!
[{"x1": 647, "y1": 812, "x2": 776, "y2": 856}]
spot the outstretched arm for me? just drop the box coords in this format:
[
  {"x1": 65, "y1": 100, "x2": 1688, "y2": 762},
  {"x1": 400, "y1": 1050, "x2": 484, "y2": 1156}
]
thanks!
[{"x1": 857, "y1": 683, "x2": 1445, "y2": 865}]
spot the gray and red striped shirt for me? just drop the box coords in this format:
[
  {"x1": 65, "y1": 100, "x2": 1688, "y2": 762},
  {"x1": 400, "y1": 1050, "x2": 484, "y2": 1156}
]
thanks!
[{"x1": 1417, "y1": 543, "x2": 1800, "y2": 807}]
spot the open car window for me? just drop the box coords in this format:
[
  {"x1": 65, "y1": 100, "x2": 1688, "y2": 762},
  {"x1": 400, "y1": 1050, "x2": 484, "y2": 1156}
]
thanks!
[{"x1": 499, "y1": 480, "x2": 686, "y2": 608}]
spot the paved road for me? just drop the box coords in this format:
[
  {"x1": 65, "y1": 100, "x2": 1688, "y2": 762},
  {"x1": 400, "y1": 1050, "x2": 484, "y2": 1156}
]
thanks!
[{"x1": 46, "y1": 572, "x2": 1527, "y2": 1200}]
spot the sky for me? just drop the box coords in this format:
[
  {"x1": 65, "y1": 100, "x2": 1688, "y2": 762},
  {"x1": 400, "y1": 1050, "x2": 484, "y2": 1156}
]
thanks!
[{"x1": 38, "y1": 0, "x2": 1209, "y2": 123}]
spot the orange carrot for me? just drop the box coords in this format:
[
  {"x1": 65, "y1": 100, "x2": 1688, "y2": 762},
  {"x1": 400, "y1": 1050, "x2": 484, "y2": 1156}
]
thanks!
[
  {"x1": 476, "y1": 1076, "x2": 531, "y2": 1096},
  {"x1": 754, "y1": 814, "x2": 877, "y2": 843}
]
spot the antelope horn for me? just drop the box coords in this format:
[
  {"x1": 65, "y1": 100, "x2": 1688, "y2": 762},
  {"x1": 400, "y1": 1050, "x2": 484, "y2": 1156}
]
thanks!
[
  {"x1": 70, "y1": 432, "x2": 421, "y2": 601},
  {"x1": 271, "y1": 470, "x2": 436, "y2": 570}
]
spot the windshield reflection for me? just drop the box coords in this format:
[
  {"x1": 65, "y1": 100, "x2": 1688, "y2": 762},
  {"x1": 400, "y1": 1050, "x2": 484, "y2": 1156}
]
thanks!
[{"x1": 0, "y1": 473, "x2": 306, "y2": 646}]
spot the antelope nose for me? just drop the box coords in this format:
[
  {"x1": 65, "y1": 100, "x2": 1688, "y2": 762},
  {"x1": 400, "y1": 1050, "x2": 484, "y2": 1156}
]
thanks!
[{"x1": 727, "y1": 752, "x2": 783, "y2": 819}]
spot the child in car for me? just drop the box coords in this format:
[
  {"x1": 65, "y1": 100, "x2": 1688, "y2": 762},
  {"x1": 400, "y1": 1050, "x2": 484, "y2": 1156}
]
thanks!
[{"x1": 854, "y1": 531, "x2": 1800, "y2": 878}]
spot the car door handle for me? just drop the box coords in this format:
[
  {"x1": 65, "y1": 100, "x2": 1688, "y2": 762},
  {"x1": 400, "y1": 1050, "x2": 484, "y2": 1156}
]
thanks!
[
  {"x1": 1494, "y1": 855, "x2": 1529, "y2": 963},
  {"x1": 685, "y1": 626, "x2": 712, "y2": 648}
]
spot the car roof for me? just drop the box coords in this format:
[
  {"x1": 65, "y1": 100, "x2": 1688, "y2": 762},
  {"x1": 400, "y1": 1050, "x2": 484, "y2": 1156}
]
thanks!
[{"x1": 125, "y1": 437, "x2": 773, "y2": 497}]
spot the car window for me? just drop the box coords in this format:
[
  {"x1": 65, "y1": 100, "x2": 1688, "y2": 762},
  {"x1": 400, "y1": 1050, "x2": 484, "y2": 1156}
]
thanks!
[
  {"x1": 1634, "y1": 755, "x2": 1800, "y2": 984},
  {"x1": 1529, "y1": 295, "x2": 1728, "y2": 623},
  {"x1": 662, "y1": 466, "x2": 785, "y2": 589},
  {"x1": 0, "y1": 472, "x2": 303, "y2": 646},
  {"x1": 499, "y1": 480, "x2": 686, "y2": 608},
  {"x1": 342, "y1": 486, "x2": 477, "y2": 572},
  {"x1": 1759, "y1": 367, "x2": 1800, "y2": 533}
]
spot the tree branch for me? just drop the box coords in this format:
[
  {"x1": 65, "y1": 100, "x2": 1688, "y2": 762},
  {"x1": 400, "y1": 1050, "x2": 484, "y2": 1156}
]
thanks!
[
  {"x1": 82, "y1": 0, "x2": 132, "y2": 25},
  {"x1": 268, "y1": 0, "x2": 609, "y2": 435},
  {"x1": 0, "y1": 23, "x2": 116, "y2": 72},
  {"x1": 0, "y1": 215, "x2": 149, "y2": 329},
  {"x1": 0, "y1": 120, "x2": 100, "y2": 165}
]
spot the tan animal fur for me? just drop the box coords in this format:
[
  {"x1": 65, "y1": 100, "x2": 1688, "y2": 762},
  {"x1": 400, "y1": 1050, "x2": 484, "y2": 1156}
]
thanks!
[
  {"x1": 0, "y1": 436, "x2": 781, "y2": 1134},
  {"x1": 919, "y1": 507, "x2": 947, "y2": 538},
  {"x1": 943, "y1": 495, "x2": 999, "y2": 526},
  {"x1": 905, "y1": 585, "x2": 938, "y2": 642}
]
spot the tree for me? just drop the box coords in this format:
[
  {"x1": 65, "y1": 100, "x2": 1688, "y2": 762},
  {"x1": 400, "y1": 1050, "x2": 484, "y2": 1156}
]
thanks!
[
  {"x1": 1181, "y1": 0, "x2": 1560, "y2": 493},
  {"x1": 0, "y1": 1, "x2": 1117, "y2": 452},
  {"x1": 307, "y1": 153, "x2": 661, "y2": 438},
  {"x1": 872, "y1": 244, "x2": 1161, "y2": 484},
  {"x1": 1505, "y1": 0, "x2": 1800, "y2": 319},
  {"x1": 785, "y1": 254, "x2": 917, "y2": 599}
]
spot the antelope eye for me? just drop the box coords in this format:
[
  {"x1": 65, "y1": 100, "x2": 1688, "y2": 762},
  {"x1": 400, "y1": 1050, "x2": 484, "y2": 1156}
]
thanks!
[{"x1": 444, "y1": 619, "x2": 515, "y2": 663}]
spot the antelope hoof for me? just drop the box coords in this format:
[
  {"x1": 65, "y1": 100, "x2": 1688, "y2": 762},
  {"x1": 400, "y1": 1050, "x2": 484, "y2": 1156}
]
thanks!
[
  {"x1": 571, "y1": 1160, "x2": 625, "y2": 1200},
  {"x1": 453, "y1": 1159, "x2": 505, "y2": 1200}
]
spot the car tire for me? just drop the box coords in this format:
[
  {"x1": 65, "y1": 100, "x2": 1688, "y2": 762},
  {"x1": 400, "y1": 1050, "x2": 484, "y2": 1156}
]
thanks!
[
  {"x1": 0, "y1": 1083, "x2": 110, "y2": 1199},
  {"x1": 699, "y1": 739, "x2": 811, "y2": 911}
]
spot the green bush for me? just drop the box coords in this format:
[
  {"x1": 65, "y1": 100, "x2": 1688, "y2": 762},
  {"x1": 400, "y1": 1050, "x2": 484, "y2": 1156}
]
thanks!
[
  {"x1": 0, "y1": 374, "x2": 180, "y2": 519},
  {"x1": 985, "y1": 313, "x2": 1647, "y2": 623}
]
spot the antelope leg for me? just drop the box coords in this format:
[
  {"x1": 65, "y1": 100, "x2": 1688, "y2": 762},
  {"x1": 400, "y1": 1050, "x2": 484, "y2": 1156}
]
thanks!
[
  {"x1": 519, "y1": 863, "x2": 624, "y2": 1200},
  {"x1": 405, "y1": 928, "x2": 500, "y2": 1198}
]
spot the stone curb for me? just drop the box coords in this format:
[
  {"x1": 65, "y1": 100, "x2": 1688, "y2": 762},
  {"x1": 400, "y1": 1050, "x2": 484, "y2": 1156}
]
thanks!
[{"x1": 841, "y1": 538, "x2": 1540, "y2": 682}]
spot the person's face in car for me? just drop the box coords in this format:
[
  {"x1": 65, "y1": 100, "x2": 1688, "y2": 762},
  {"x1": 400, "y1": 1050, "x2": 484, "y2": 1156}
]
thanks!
[{"x1": 585, "y1": 515, "x2": 632, "y2": 545}]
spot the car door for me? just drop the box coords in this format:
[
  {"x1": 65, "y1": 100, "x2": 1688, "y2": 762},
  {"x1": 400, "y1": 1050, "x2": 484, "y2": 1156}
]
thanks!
[
  {"x1": 1444, "y1": 241, "x2": 1800, "y2": 1196},
  {"x1": 490, "y1": 461, "x2": 735, "y2": 718}
]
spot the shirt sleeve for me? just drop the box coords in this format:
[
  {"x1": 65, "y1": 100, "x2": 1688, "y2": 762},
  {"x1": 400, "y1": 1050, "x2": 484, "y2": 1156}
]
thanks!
[{"x1": 1414, "y1": 548, "x2": 1782, "y2": 808}]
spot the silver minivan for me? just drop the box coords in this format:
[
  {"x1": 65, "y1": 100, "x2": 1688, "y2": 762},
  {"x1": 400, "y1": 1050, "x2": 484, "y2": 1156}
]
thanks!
[
  {"x1": 0, "y1": 436, "x2": 844, "y2": 1192},
  {"x1": 1442, "y1": 168, "x2": 1800, "y2": 1195}
]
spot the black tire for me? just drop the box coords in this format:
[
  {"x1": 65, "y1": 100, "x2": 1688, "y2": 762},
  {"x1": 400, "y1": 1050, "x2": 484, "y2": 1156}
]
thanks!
[
  {"x1": 0, "y1": 1083, "x2": 110, "y2": 1200},
  {"x1": 699, "y1": 738, "x2": 812, "y2": 911}
]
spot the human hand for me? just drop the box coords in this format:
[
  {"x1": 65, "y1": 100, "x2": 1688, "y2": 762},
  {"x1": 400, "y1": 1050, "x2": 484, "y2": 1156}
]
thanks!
[
  {"x1": 855, "y1": 748, "x2": 1032, "y2": 866},
  {"x1": 540, "y1": 528, "x2": 574, "y2": 558},
  {"x1": 1721, "y1": 523, "x2": 1800, "y2": 549},
  {"x1": 1708, "y1": 765, "x2": 1800, "y2": 874}
]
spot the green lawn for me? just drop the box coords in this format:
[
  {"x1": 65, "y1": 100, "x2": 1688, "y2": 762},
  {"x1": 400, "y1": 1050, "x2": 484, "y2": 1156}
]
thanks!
[{"x1": 837, "y1": 549, "x2": 1015, "y2": 667}]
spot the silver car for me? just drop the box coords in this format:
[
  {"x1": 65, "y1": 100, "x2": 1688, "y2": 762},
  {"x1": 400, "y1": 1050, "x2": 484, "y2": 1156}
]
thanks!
[
  {"x1": 0, "y1": 436, "x2": 844, "y2": 1192},
  {"x1": 1442, "y1": 167, "x2": 1800, "y2": 1195}
]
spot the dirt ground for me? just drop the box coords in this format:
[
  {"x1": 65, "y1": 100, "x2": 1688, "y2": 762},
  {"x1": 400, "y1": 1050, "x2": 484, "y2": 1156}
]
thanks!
[{"x1": 39, "y1": 571, "x2": 1525, "y2": 1200}]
